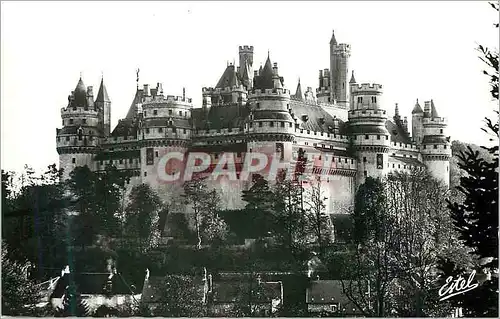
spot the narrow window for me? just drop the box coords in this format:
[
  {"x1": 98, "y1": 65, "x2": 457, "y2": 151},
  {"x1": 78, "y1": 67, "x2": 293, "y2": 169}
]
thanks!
[
  {"x1": 129, "y1": 158, "x2": 133, "y2": 163},
  {"x1": 144, "y1": 172, "x2": 147, "y2": 177},
  {"x1": 145, "y1": 128, "x2": 150, "y2": 134},
  {"x1": 270, "y1": 122, "x2": 274, "y2": 127},
  {"x1": 377, "y1": 135, "x2": 380, "y2": 140},
  {"x1": 168, "y1": 109, "x2": 172, "y2": 115},
  {"x1": 364, "y1": 171, "x2": 367, "y2": 177},
  {"x1": 119, "y1": 159, "x2": 123, "y2": 164},
  {"x1": 363, "y1": 157, "x2": 367, "y2": 163},
  {"x1": 434, "y1": 144, "x2": 438, "y2": 149},
  {"x1": 440, "y1": 129, "x2": 443, "y2": 134},
  {"x1": 280, "y1": 122, "x2": 285, "y2": 128},
  {"x1": 82, "y1": 119, "x2": 87, "y2": 124},
  {"x1": 183, "y1": 129, "x2": 187, "y2": 134},
  {"x1": 66, "y1": 136, "x2": 70, "y2": 141},
  {"x1": 69, "y1": 119, "x2": 74, "y2": 125},
  {"x1": 179, "y1": 111, "x2": 182, "y2": 116},
  {"x1": 159, "y1": 127, "x2": 163, "y2": 133},
  {"x1": 153, "y1": 110, "x2": 158, "y2": 116},
  {"x1": 144, "y1": 111, "x2": 147, "y2": 117},
  {"x1": 259, "y1": 122, "x2": 263, "y2": 127},
  {"x1": 172, "y1": 127, "x2": 177, "y2": 133},
  {"x1": 256, "y1": 103, "x2": 260, "y2": 109},
  {"x1": 155, "y1": 151, "x2": 159, "y2": 158},
  {"x1": 72, "y1": 158, "x2": 76, "y2": 164},
  {"x1": 365, "y1": 135, "x2": 369, "y2": 140}
]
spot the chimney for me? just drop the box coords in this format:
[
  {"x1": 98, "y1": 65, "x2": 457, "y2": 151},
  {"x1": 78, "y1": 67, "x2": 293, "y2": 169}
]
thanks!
[
  {"x1": 143, "y1": 84, "x2": 150, "y2": 96},
  {"x1": 183, "y1": 87, "x2": 186, "y2": 101},
  {"x1": 424, "y1": 101, "x2": 431, "y2": 116},
  {"x1": 403, "y1": 116, "x2": 408, "y2": 132},
  {"x1": 157, "y1": 82, "x2": 163, "y2": 94}
]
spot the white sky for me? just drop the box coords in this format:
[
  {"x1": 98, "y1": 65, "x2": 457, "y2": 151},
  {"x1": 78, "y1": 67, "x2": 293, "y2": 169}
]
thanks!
[{"x1": 1, "y1": 1, "x2": 498, "y2": 174}]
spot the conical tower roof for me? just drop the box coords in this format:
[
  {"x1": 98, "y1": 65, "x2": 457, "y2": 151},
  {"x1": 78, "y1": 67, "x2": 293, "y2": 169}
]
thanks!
[
  {"x1": 412, "y1": 99, "x2": 423, "y2": 114},
  {"x1": 330, "y1": 30, "x2": 337, "y2": 45},
  {"x1": 349, "y1": 70, "x2": 356, "y2": 84},
  {"x1": 294, "y1": 79, "x2": 303, "y2": 100},
  {"x1": 430, "y1": 99, "x2": 439, "y2": 118},
  {"x1": 96, "y1": 78, "x2": 110, "y2": 102},
  {"x1": 73, "y1": 77, "x2": 88, "y2": 107}
]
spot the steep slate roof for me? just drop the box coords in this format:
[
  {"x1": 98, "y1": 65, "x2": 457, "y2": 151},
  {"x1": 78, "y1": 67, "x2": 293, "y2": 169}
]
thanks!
[
  {"x1": 349, "y1": 71, "x2": 356, "y2": 84},
  {"x1": 50, "y1": 273, "x2": 137, "y2": 298},
  {"x1": 192, "y1": 105, "x2": 250, "y2": 130},
  {"x1": 389, "y1": 156, "x2": 426, "y2": 168},
  {"x1": 96, "y1": 79, "x2": 110, "y2": 102},
  {"x1": 125, "y1": 89, "x2": 144, "y2": 120},
  {"x1": 111, "y1": 119, "x2": 138, "y2": 137},
  {"x1": 290, "y1": 101, "x2": 347, "y2": 134},
  {"x1": 215, "y1": 65, "x2": 241, "y2": 89},
  {"x1": 385, "y1": 120, "x2": 411, "y2": 144}
]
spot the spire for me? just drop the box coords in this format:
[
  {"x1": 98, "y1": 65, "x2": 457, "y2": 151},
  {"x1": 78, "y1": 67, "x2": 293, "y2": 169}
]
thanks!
[
  {"x1": 349, "y1": 70, "x2": 356, "y2": 84},
  {"x1": 430, "y1": 99, "x2": 439, "y2": 118},
  {"x1": 96, "y1": 78, "x2": 110, "y2": 102},
  {"x1": 294, "y1": 78, "x2": 303, "y2": 100},
  {"x1": 412, "y1": 98, "x2": 423, "y2": 114},
  {"x1": 330, "y1": 30, "x2": 337, "y2": 45},
  {"x1": 394, "y1": 103, "x2": 400, "y2": 121}
]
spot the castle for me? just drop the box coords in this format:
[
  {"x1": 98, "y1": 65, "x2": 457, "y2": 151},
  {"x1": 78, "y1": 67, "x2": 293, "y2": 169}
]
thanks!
[{"x1": 56, "y1": 31, "x2": 451, "y2": 214}]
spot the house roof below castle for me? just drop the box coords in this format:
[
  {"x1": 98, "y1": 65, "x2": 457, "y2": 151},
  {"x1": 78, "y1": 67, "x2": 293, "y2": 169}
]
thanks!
[{"x1": 385, "y1": 119, "x2": 412, "y2": 144}]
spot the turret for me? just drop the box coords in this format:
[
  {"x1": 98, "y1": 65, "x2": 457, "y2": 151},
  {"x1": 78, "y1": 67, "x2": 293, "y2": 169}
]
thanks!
[
  {"x1": 348, "y1": 83, "x2": 390, "y2": 187},
  {"x1": 56, "y1": 77, "x2": 100, "y2": 180},
  {"x1": 411, "y1": 99, "x2": 424, "y2": 144},
  {"x1": 329, "y1": 30, "x2": 351, "y2": 108},
  {"x1": 239, "y1": 45, "x2": 254, "y2": 88},
  {"x1": 95, "y1": 78, "x2": 111, "y2": 137},
  {"x1": 420, "y1": 99, "x2": 451, "y2": 187}
]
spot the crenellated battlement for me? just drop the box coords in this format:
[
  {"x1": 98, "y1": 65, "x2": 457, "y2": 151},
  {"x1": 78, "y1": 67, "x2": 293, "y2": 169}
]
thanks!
[
  {"x1": 61, "y1": 107, "x2": 99, "y2": 117},
  {"x1": 239, "y1": 45, "x2": 254, "y2": 52},
  {"x1": 350, "y1": 83, "x2": 383, "y2": 94},
  {"x1": 348, "y1": 109, "x2": 388, "y2": 118},
  {"x1": 248, "y1": 88, "x2": 290, "y2": 97},
  {"x1": 423, "y1": 117, "x2": 447, "y2": 125},
  {"x1": 202, "y1": 87, "x2": 244, "y2": 94},
  {"x1": 332, "y1": 43, "x2": 351, "y2": 54},
  {"x1": 142, "y1": 95, "x2": 193, "y2": 106}
]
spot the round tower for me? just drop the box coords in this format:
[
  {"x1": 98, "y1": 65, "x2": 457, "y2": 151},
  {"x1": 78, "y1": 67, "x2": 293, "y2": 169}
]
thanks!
[
  {"x1": 247, "y1": 55, "x2": 295, "y2": 178},
  {"x1": 329, "y1": 30, "x2": 351, "y2": 107},
  {"x1": 420, "y1": 100, "x2": 451, "y2": 187},
  {"x1": 348, "y1": 83, "x2": 390, "y2": 188},
  {"x1": 411, "y1": 99, "x2": 424, "y2": 144},
  {"x1": 139, "y1": 86, "x2": 192, "y2": 190},
  {"x1": 56, "y1": 77, "x2": 100, "y2": 180}
]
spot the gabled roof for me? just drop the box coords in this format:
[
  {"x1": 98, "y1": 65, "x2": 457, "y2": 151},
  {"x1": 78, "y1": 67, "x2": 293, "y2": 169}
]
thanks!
[
  {"x1": 215, "y1": 65, "x2": 241, "y2": 89},
  {"x1": 211, "y1": 280, "x2": 282, "y2": 303},
  {"x1": 50, "y1": 272, "x2": 139, "y2": 298},
  {"x1": 96, "y1": 79, "x2": 110, "y2": 102},
  {"x1": 125, "y1": 89, "x2": 143, "y2": 119},
  {"x1": 385, "y1": 119, "x2": 411, "y2": 144},
  {"x1": 253, "y1": 54, "x2": 283, "y2": 90}
]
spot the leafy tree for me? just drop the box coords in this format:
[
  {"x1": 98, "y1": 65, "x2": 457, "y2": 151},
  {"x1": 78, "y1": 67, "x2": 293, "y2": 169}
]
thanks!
[
  {"x1": 67, "y1": 165, "x2": 128, "y2": 248},
  {"x1": 1, "y1": 241, "x2": 41, "y2": 316},
  {"x1": 152, "y1": 275, "x2": 205, "y2": 317},
  {"x1": 124, "y1": 183, "x2": 166, "y2": 252},
  {"x1": 183, "y1": 176, "x2": 228, "y2": 249},
  {"x1": 271, "y1": 170, "x2": 308, "y2": 258},
  {"x1": 304, "y1": 180, "x2": 333, "y2": 256}
]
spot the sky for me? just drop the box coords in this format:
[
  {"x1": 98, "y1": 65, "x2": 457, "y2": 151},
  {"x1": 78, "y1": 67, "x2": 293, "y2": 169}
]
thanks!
[{"x1": 1, "y1": 1, "x2": 498, "y2": 175}]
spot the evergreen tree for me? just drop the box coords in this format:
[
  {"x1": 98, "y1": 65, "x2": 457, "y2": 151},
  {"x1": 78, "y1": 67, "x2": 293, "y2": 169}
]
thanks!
[
  {"x1": 241, "y1": 174, "x2": 275, "y2": 239},
  {"x1": 441, "y1": 3, "x2": 499, "y2": 316}
]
